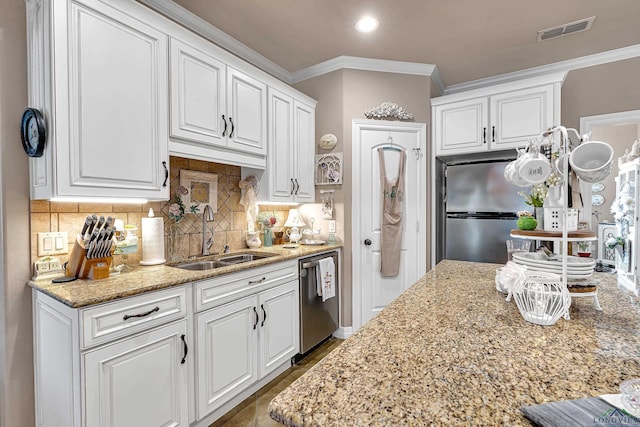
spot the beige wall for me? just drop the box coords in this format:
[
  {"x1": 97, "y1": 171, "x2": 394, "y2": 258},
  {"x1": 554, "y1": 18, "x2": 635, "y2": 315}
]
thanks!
[
  {"x1": 562, "y1": 56, "x2": 640, "y2": 129},
  {"x1": 295, "y1": 69, "x2": 431, "y2": 327},
  {"x1": 0, "y1": 0, "x2": 34, "y2": 425}
]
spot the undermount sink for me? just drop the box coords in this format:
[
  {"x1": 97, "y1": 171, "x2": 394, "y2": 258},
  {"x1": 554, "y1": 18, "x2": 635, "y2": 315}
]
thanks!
[
  {"x1": 172, "y1": 260, "x2": 228, "y2": 271},
  {"x1": 216, "y1": 253, "x2": 273, "y2": 264},
  {"x1": 169, "y1": 252, "x2": 276, "y2": 271}
]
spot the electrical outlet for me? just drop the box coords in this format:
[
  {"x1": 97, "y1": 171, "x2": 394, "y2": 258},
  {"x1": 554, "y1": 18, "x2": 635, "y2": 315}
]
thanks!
[
  {"x1": 38, "y1": 231, "x2": 69, "y2": 256},
  {"x1": 328, "y1": 220, "x2": 336, "y2": 233}
]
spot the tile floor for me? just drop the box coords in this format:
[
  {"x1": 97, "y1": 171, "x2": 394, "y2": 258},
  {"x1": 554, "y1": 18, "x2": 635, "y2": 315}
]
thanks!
[{"x1": 209, "y1": 337, "x2": 343, "y2": 426}]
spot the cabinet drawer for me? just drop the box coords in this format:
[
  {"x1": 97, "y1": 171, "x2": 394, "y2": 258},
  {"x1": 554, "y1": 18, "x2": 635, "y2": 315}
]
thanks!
[
  {"x1": 81, "y1": 286, "x2": 188, "y2": 349},
  {"x1": 195, "y1": 261, "x2": 297, "y2": 312}
]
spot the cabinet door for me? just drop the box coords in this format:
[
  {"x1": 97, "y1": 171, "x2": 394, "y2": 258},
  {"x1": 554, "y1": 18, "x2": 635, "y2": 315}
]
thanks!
[
  {"x1": 267, "y1": 88, "x2": 295, "y2": 202},
  {"x1": 56, "y1": 0, "x2": 169, "y2": 199},
  {"x1": 434, "y1": 97, "x2": 489, "y2": 156},
  {"x1": 196, "y1": 296, "x2": 258, "y2": 419},
  {"x1": 83, "y1": 320, "x2": 189, "y2": 427},
  {"x1": 226, "y1": 67, "x2": 267, "y2": 155},
  {"x1": 292, "y1": 100, "x2": 316, "y2": 202},
  {"x1": 490, "y1": 85, "x2": 554, "y2": 150},
  {"x1": 170, "y1": 38, "x2": 227, "y2": 147},
  {"x1": 258, "y1": 281, "x2": 299, "y2": 378}
]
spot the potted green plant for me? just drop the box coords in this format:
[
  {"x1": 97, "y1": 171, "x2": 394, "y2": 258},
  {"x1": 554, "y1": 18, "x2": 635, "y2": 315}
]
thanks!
[
  {"x1": 577, "y1": 241, "x2": 591, "y2": 257},
  {"x1": 516, "y1": 211, "x2": 537, "y2": 231}
]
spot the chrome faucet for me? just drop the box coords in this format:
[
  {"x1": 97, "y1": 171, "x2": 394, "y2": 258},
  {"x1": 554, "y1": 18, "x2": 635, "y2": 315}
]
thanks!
[{"x1": 201, "y1": 205, "x2": 215, "y2": 256}]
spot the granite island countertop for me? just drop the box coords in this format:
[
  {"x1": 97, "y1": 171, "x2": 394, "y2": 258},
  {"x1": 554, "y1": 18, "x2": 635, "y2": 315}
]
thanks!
[
  {"x1": 269, "y1": 259, "x2": 640, "y2": 426},
  {"x1": 29, "y1": 244, "x2": 341, "y2": 308}
]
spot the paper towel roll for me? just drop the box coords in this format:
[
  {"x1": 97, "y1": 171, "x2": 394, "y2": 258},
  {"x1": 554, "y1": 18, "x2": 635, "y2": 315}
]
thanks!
[{"x1": 140, "y1": 215, "x2": 165, "y2": 265}]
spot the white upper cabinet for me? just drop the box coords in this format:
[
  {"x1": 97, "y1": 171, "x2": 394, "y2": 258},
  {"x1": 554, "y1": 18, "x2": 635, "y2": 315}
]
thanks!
[
  {"x1": 489, "y1": 85, "x2": 555, "y2": 150},
  {"x1": 226, "y1": 67, "x2": 267, "y2": 155},
  {"x1": 432, "y1": 73, "x2": 564, "y2": 157},
  {"x1": 245, "y1": 87, "x2": 316, "y2": 203},
  {"x1": 27, "y1": 0, "x2": 170, "y2": 201},
  {"x1": 170, "y1": 38, "x2": 227, "y2": 148},
  {"x1": 168, "y1": 31, "x2": 268, "y2": 168},
  {"x1": 433, "y1": 97, "x2": 489, "y2": 155}
]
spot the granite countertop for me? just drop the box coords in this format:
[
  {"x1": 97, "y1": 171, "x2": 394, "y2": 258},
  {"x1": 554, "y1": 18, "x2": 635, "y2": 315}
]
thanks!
[
  {"x1": 29, "y1": 244, "x2": 341, "y2": 308},
  {"x1": 269, "y1": 259, "x2": 640, "y2": 426}
]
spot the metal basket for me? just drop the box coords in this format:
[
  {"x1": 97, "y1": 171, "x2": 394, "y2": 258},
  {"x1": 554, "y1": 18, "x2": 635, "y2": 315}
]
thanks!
[{"x1": 512, "y1": 275, "x2": 571, "y2": 326}]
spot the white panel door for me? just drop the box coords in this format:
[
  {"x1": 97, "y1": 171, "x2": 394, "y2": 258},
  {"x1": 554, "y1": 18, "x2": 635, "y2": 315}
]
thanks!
[
  {"x1": 170, "y1": 38, "x2": 226, "y2": 146},
  {"x1": 83, "y1": 320, "x2": 189, "y2": 427},
  {"x1": 490, "y1": 85, "x2": 554, "y2": 150},
  {"x1": 434, "y1": 97, "x2": 488, "y2": 156},
  {"x1": 58, "y1": 0, "x2": 169, "y2": 198},
  {"x1": 258, "y1": 281, "x2": 299, "y2": 378},
  {"x1": 292, "y1": 100, "x2": 316, "y2": 202},
  {"x1": 226, "y1": 67, "x2": 267, "y2": 155},
  {"x1": 353, "y1": 121, "x2": 427, "y2": 327},
  {"x1": 196, "y1": 296, "x2": 258, "y2": 419},
  {"x1": 267, "y1": 88, "x2": 295, "y2": 201}
]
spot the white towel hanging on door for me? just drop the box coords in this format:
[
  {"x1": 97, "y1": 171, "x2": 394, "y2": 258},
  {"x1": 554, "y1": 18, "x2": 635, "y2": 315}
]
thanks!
[{"x1": 315, "y1": 257, "x2": 336, "y2": 302}]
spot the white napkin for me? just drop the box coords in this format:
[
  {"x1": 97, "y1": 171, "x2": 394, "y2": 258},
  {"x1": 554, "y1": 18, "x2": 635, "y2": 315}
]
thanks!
[{"x1": 315, "y1": 257, "x2": 336, "y2": 302}]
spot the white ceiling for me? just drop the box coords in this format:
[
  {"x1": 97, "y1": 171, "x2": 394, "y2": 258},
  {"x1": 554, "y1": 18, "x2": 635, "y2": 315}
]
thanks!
[{"x1": 170, "y1": 0, "x2": 640, "y2": 88}]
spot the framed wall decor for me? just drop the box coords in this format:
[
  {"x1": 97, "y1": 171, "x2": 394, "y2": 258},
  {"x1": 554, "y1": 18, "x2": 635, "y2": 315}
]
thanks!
[
  {"x1": 180, "y1": 170, "x2": 218, "y2": 213},
  {"x1": 315, "y1": 153, "x2": 343, "y2": 185}
]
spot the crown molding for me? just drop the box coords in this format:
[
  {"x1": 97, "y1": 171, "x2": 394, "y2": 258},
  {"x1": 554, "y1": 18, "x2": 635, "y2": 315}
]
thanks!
[
  {"x1": 137, "y1": 0, "x2": 293, "y2": 83},
  {"x1": 290, "y1": 55, "x2": 444, "y2": 90},
  {"x1": 137, "y1": 1, "x2": 640, "y2": 96},
  {"x1": 444, "y1": 43, "x2": 640, "y2": 95}
]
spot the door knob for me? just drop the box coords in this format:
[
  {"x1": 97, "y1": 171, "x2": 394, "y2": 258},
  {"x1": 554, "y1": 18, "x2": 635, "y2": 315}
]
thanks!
[{"x1": 364, "y1": 239, "x2": 372, "y2": 246}]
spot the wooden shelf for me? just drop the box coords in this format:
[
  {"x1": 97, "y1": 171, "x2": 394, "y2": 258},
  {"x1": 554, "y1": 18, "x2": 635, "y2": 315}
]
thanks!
[{"x1": 510, "y1": 229, "x2": 597, "y2": 241}]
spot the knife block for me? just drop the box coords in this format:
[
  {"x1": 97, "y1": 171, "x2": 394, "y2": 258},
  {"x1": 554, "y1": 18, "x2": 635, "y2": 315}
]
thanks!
[{"x1": 66, "y1": 234, "x2": 114, "y2": 280}]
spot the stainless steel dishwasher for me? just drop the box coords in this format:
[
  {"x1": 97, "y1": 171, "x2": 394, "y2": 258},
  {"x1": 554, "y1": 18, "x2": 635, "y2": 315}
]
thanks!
[{"x1": 298, "y1": 251, "x2": 339, "y2": 354}]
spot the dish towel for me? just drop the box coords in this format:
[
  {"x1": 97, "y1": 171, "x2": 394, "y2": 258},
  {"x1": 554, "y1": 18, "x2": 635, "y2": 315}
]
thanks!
[
  {"x1": 316, "y1": 257, "x2": 336, "y2": 302},
  {"x1": 521, "y1": 396, "x2": 638, "y2": 426}
]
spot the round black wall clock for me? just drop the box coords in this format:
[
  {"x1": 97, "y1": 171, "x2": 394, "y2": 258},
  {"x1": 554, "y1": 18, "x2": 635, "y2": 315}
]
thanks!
[{"x1": 20, "y1": 108, "x2": 46, "y2": 157}]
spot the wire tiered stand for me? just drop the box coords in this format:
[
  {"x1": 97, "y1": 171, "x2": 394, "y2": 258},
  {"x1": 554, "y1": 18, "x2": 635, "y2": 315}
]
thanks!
[{"x1": 508, "y1": 126, "x2": 608, "y2": 324}]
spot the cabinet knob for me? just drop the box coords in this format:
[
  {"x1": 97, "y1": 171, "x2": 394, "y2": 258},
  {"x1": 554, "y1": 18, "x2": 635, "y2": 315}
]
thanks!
[{"x1": 364, "y1": 239, "x2": 372, "y2": 246}]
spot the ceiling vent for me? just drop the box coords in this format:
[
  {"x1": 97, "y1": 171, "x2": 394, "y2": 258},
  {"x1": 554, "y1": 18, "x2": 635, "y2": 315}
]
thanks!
[{"x1": 537, "y1": 16, "x2": 596, "y2": 42}]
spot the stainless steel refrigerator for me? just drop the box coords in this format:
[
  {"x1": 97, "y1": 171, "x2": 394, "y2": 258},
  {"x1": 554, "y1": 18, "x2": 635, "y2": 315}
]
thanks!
[{"x1": 445, "y1": 160, "x2": 529, "y2": 264}]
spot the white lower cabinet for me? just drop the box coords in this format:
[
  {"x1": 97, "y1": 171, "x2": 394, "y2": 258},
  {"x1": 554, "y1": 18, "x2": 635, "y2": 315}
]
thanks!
[
  {"x1": 83, "y1": 320, "x2": 189, "y2": 427},
  {"x1": 33, "y1": 260, "x2": 301, "y2": 426},
  {"x1": 195, "y1": 280, "x2": 299, "y2": 419},
  {"x1": 33, "y1": 286, "x2": 191, "y2": 427}
]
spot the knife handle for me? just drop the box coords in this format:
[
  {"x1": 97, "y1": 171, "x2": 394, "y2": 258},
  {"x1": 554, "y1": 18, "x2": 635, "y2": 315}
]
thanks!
[{"x1": 81, "y1": 217, "x2": 91, "y2": 237}]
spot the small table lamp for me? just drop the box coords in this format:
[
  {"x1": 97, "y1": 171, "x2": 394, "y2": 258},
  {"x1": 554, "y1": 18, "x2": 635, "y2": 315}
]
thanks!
[{"x1": 284, "y1": 208, "x2": 306, "y2": 246}]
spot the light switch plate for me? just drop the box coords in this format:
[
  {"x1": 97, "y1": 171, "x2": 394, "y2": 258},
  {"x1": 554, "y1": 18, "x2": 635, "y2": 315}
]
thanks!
[
  {"x1": 38, "y1": 232, "x2": 69, "y2": 256},
  {"x1": 328, "y1": 220, "x2": 336, "y2": 233}
]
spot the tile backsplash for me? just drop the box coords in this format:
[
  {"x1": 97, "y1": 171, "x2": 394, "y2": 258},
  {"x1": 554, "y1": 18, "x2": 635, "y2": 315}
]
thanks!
[{"x1": 30, "y1": 156, "x2": 292, "y2": 268}]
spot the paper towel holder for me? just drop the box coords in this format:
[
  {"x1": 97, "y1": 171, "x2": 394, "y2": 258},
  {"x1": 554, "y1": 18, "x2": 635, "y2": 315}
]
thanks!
[{"x1": 140, "y1": 208, "x2": 166, "y2": 265}]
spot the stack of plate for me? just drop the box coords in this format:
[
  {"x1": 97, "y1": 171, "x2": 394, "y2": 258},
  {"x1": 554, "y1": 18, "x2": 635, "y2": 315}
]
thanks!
[{"x1": 512, "y1": 252, "x2": 595, "y2": 281}]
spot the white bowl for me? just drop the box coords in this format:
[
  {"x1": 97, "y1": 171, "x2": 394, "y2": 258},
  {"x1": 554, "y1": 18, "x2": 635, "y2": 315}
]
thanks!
[{"x1": 569, "y1": 141, "x2": 614, "y2": 183}]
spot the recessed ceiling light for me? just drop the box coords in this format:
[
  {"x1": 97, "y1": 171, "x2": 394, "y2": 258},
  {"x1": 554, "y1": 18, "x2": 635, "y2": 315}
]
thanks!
[{"x1": 355, "y1": 16, "x2": 379, "y2": 33}]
